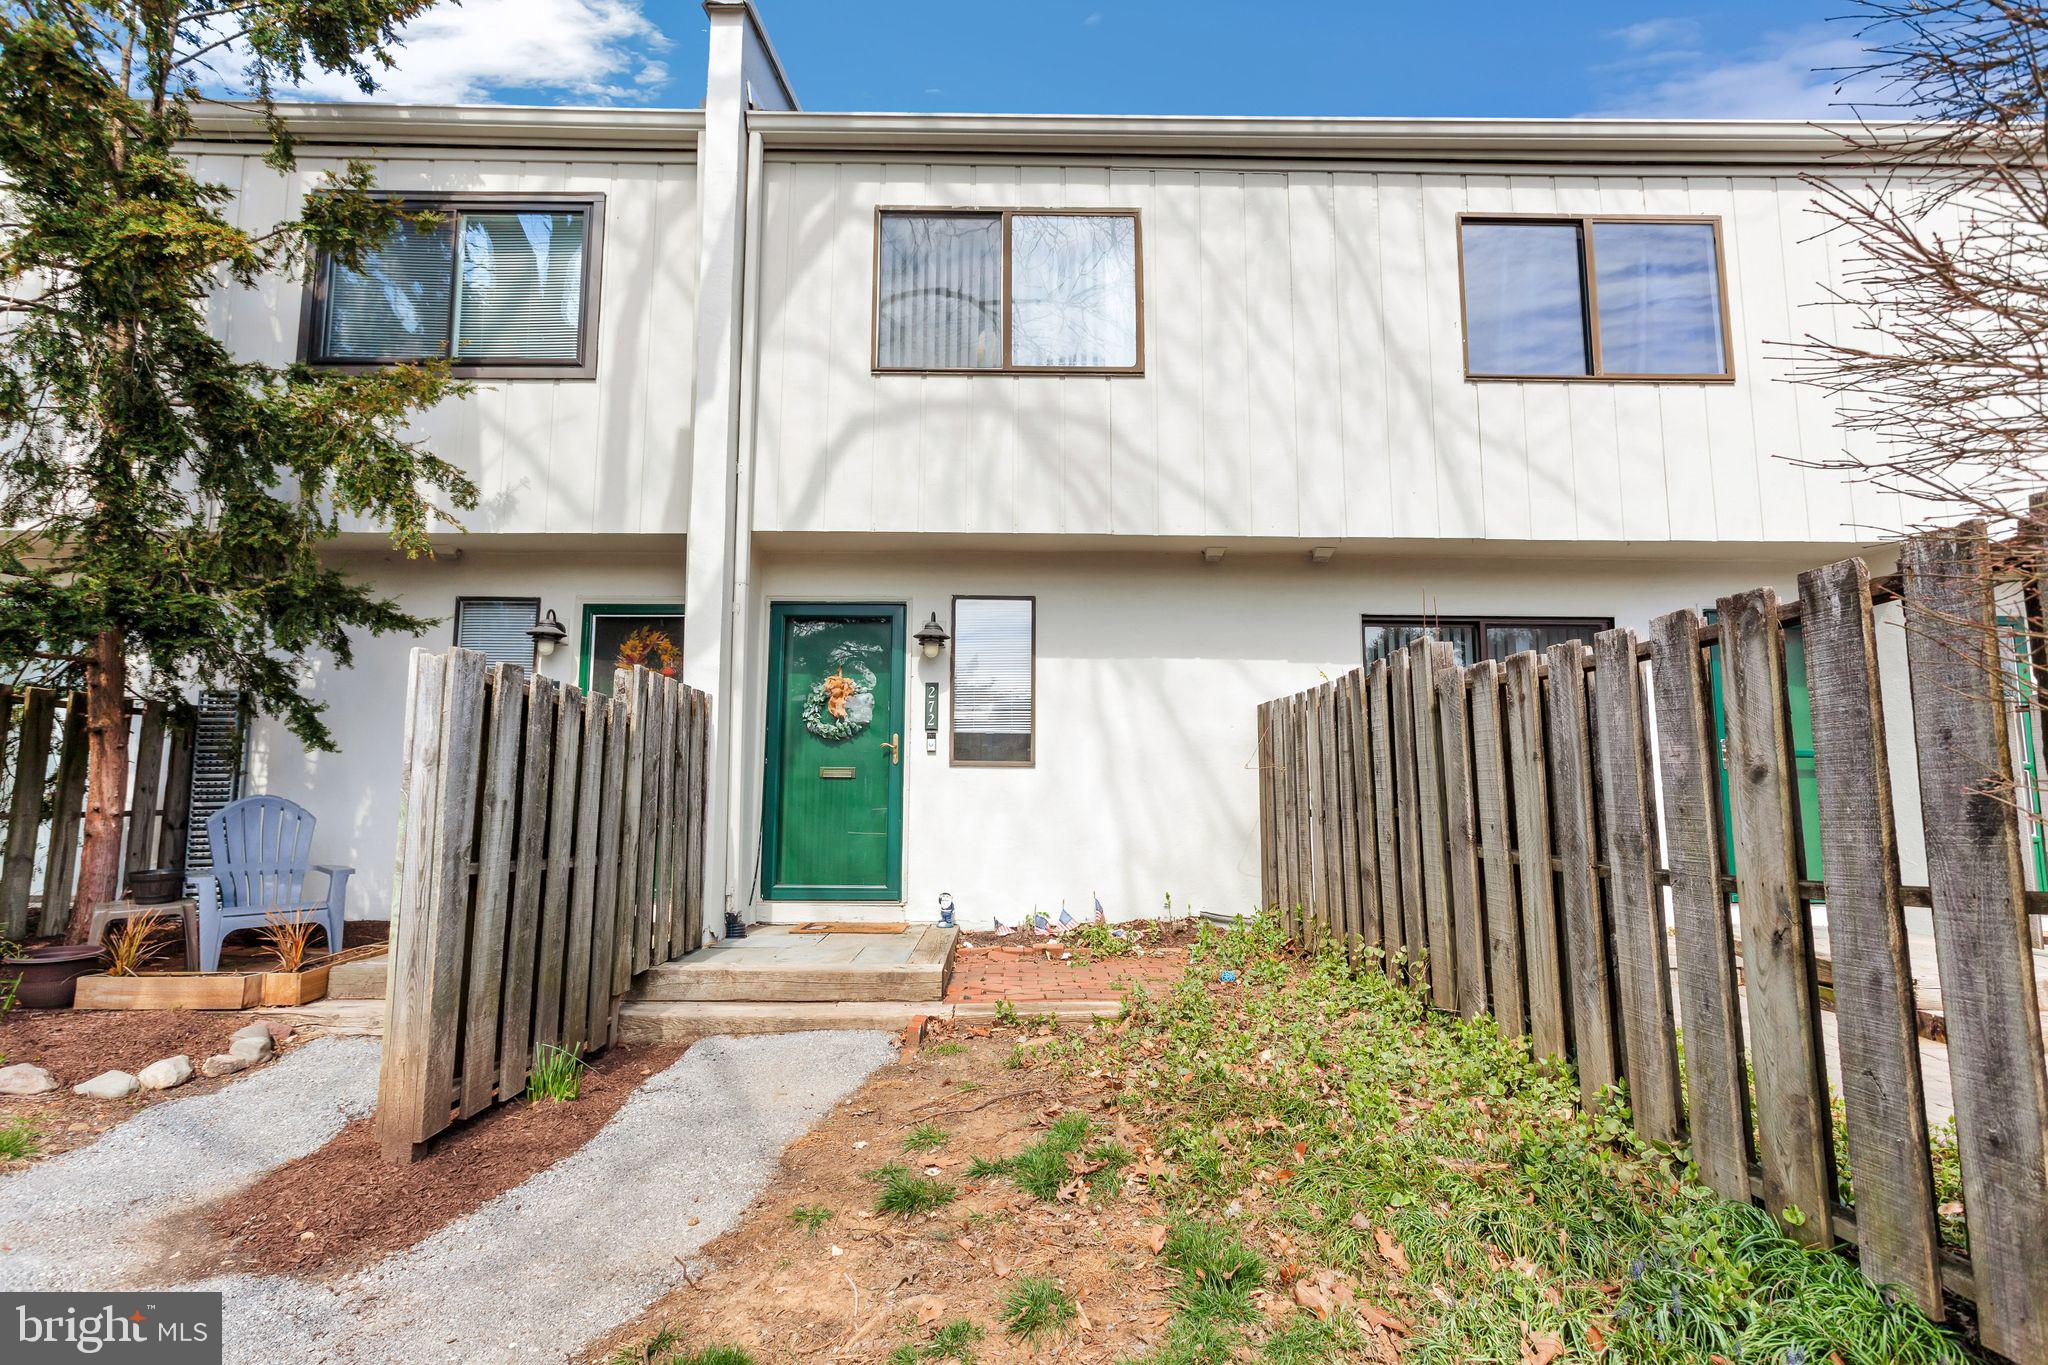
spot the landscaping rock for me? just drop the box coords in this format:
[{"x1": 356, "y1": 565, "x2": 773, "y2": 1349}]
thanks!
[
  {"x1": 228, "y1": 1034, "x2": 272, "y2": 1064},
  {"x1": 201, "y1": 1054, "x2": 250, "y2": 1079},
  {"x1": 0, "y1": 1063, "x2": 58, "y2": 1096},
  {"x1": 231, "y1": 1022, "x2": 276, "y2": 1049},
  {"x1": 137, "y1": 1055, "x2": 193, "y2": 1091},
  {"x1": 73, "y1": 1070, "x2": 139, "y2": 1100}
]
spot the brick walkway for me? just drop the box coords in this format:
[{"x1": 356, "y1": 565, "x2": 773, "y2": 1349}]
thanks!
[{"x1": 944, "y1": 942, "x2": 1187, "y2": 1005}]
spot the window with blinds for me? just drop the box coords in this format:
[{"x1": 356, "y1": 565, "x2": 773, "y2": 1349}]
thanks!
[
  {"x1": 454, "y1": 597, "x2": 540, "y2": 669},
  {"x1": 309, "y1": 199, "x2": 599, "y2": 375},
  {"x1": 875, "y1": 209, "x2": 1141, "y2": 374},
  {"x1": 1361, "y1": 614, "x2": 1612, "y2": 669},
  {"x1": 951, "y1": 597, "x2": 1034, "y2": 766}
]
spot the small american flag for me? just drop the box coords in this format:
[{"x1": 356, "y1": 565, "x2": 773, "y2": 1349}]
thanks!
[
  {"x1": 992, "y1": 914, "x2": 1015, "y2": 937},
  {"x1": 1031, "y1": 910, "x2": 1053, "y2": 936},
  {"x1": 1057, "y1": 903, "x2": 1075, "y2": 930},
  {"x1": 1092, "y1": 894, "x2": 1107, "y2": 925}
]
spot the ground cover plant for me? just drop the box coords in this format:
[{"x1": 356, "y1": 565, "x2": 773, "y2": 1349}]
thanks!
[
  {"x1": 1053, "y1": 916, "x2": 1969, "y2": 1364},
  {"x1": 527, "y1": 1045, "x2": 587, "y2": 1103},
  {"x1": 595, "y1": 917, "x2": 1964, "y2": 1362}
]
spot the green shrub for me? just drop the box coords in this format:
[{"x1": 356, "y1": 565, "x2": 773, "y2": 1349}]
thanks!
[{"x1": 0, "y1": 1119, "x2": 40, "y2": 1162}]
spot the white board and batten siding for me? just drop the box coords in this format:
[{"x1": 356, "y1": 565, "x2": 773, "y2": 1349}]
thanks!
[
  {"x1": 183, "y1": 145, "x2": 700, "y2": 538},
  {"x1": 749, "y1": 159, "x2": 1900, "y2": 546}
]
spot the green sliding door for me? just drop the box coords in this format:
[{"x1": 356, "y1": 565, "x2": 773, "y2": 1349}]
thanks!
[
  {"x1": 760, "y1": 603, "x2": 905, "y2": 901},
  {"x1": 1709, "y1": 620, "x2": 1823, "y2": 881}
]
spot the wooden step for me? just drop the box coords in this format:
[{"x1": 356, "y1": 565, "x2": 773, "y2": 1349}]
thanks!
[{"x1": 631, "y1": 925, "x2": 957, "y2": 1003}]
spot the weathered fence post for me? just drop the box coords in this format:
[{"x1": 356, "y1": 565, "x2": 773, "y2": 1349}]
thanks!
[
  {"x1": 1904, "y1": 524, "x2": 2048, "y2": 1358},
  {"x1": 1800, "y1": 557, "x2": 1943, "y2": 1319}
]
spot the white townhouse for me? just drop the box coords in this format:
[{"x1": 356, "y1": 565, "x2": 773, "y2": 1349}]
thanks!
[{"x1": 182, "y1": 2, "x2": 1994, "y2": 936}]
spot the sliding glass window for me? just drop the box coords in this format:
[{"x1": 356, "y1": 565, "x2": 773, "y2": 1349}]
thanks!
[
  {"x1": 304, "y1": 195, "x2": 603, "y2": 379},
  {"x1": 875, "y1": 209, "x2": 1141, "y2": 374},
  {"x1": 1458, "y1": 216, "x2": 1731, "y2": 381}
]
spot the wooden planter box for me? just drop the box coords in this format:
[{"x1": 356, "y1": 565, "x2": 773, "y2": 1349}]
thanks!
[
  {"x1": 74, "y1": 971, "x2": 260, "y2": 1011},
  {"x1": 256, "y1": 963, "x2": 330, "y2": 1007}
]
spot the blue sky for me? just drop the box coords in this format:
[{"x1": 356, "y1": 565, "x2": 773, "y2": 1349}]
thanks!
[{"x1": 294, "y1": 0, "x2": 1886, "y2": 119}]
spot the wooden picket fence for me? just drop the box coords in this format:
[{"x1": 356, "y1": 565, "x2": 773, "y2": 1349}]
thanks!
[
  {"x1": 1256, "y1": 526, "x2": 2048, "y2": 1361},
  {"x1": 375, "y1": 649, "x2": 709, "y2": 1162},
  {"x1": 0, "y1": 690, "x2": 194, "y2": 939}
]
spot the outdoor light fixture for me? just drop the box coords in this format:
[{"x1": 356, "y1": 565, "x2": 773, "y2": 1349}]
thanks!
[
  {"x1": 527, "y1": 608, "x2": 568, "y2": 659},
  {"x1": 1309, "y1": 546, "x2": 1337, "y2": 565},
  {"x1": 1200, "y1": 547, "x2": 1226, "y2": 565},
  {"x1": 915, "y1": 611, "x2": 951, "y2": 659}
]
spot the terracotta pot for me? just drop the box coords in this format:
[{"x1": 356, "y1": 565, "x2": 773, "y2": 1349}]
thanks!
[{"x1": 0, "y1": 944, "x2": 102, "y2": 1009}]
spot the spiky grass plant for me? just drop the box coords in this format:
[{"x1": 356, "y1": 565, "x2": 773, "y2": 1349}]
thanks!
[
  {"x1": 261, "y1": 909, "x2": 320, "y2": 972},
  {"x1": 525, "y1": 1044, "x2": 586, "y2": 1103},
  {"x1": 999, "y1": 1276, "x2": 1076, "y2": 1343},
  {"x1": 867, "y1": 1163, "x2": 957, "y2": 1217},
  {"x1": 102, "y1": 909, "x2": 171, "y2": 977},
  {"x1": 888, "y1": 1317, "x2": 984, "y2": 1364}
]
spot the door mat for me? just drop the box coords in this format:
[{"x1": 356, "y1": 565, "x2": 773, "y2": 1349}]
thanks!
[{"x1": 789, "y1": 921, "x2": 909, "y2": 934}]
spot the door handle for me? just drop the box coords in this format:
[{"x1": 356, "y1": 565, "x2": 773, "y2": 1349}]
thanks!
[{"x1": 881, "y1": 733, "x2": 900, "y2": 764}]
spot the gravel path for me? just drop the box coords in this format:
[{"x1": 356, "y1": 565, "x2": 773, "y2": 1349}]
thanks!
[
  {"x1": 0, "y1": 1029, "x2": 893, "y2": 1365},
  {"x1": 0, "y1": 1035, "x2": 381, "y2": 1293}
]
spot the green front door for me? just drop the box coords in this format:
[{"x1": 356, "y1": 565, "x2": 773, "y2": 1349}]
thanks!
[
  {"x1": 1709, "y1": 619, "x2": 1823, "y2": 881},
  {"x1": 760, "y1": 603, "x2": 905, "y2": 901}
]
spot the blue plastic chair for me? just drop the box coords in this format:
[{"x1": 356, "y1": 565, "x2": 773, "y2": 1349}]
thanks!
[{"x1": 191, "y1": 796, "x2": 352, "y2": 973}]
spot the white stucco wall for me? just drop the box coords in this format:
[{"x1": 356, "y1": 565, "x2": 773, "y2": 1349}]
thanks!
[
  {"x1": 732, "y1": 541, "x2": 1926, "y2": 929},
  {"x1": 247, "y1": 539, "x2": 685, "y2": 919}
]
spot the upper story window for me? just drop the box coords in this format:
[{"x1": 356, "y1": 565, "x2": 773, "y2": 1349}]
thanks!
[
  {"x1": 1458, "y1": 215, "x2": 1731, "y2": 382},
  {"x1": 304, "y1": 195, "x2": 604, "y2": 379},
  {"x1": 875, "y1": 209, "x2": 1142, "y2": 374},
  {"x1": 1363, "y1": 614, "x2": 1614, "y2": 669}
]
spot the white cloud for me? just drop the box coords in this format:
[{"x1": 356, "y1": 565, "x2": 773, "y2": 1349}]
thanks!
[
  {"x1": 277, "y1": 0, "x2": 672, "y2": 104},
  {"x1": 1083, "y1": 12, "x2": 1103, "y2": 26},
  {"x1": 1589, "y1": 21, "x2": 1887, "y2": 119}
]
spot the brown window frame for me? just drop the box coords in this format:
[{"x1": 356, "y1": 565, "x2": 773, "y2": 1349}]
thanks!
[
  {"x1": 1455, "y1": 213, "x2": 1735, "y2": 384},
  {"x1": 949, "y1": 594, "x2": 1037, "y2": 768},
  {"x1": 1362, "y1": 613, "x2": 1617, "y2": 668},
  {"x1": 872, "y1": 207, "x2": 1145, "y2": 376},
  {"x1": 298, "y1": 192, "x2": 606, "y2": 381}
]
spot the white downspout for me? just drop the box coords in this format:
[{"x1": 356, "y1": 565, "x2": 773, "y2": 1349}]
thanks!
[{"x1": 724, "y1": 127, "x2": 767, "y2": 926}]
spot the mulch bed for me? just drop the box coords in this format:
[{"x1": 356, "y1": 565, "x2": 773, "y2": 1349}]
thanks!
[{"x1": 185, "y1": 1041, "x2": 687, "y2": 1278}]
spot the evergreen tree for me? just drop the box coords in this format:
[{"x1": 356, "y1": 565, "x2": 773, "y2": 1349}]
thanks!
[{"x1": 0, "y1": 2, "x2": 476, "y2": 939}]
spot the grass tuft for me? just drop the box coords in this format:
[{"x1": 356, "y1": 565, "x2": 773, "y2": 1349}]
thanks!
[
  {"x1": 787, "y1": 1204, "x2": 832, "y2": 1233},
  {"x1": 867, "y1": 1163, "x2": 958, "y2": 1217},
  {"x1": 889, "y1": 1317, "x2": 984, "y2": 1363},
  {"x1": 1000, "y1": 1275, "x2": 1077, "y2": 1343},
  {"x1": 602, "y1": 1328, "x2": 758, "y2": 1365},
  {"x1": 0, "y1": 1119, "x2": 40, "y2": 1162},
  {"x1": 921, "y1": 1041, "x2": 967, "y2": 1058},
  {"x1": 525, "y1": 1044, "x2": 586, "y2": 1103},
  {"x1": 978, "y1": 1111, "x2": 1131, "y2": 1202},
  {"x1": 901, "y1": 1122, "x2": 950, "y2": 1152}
]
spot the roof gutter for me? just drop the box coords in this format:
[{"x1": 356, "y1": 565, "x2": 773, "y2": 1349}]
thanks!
[
  {"x1": 185, "y1": 101, "x2": 705, "y2": 153},
  {"x1": 747, "y1": 111, "x2": 1942, "y2": 165}
]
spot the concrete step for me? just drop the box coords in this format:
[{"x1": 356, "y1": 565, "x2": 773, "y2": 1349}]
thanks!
[
  {"x1": 633, "y1": 925, "x2": 957, "y2": 1003},
  {"x1": 327, "y1": 953, "x2": 388, "y2": 1000}
]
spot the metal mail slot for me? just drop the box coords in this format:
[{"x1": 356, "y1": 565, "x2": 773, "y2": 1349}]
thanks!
[{"x1": 818, "y1": 766, "x2": 856, "y2": 780}]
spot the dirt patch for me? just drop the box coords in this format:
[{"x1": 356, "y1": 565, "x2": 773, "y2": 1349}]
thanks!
[
  {"x1": 181, "y1": 1041, "x2": 687, "y2": 1279},
  {"x1": 0, "y1": 1009, "x2": 294, "y2": 1164},
  {"x1": 579, "y1": 1023, "x2": 1180, "y2": 1364},
  {"x1": 955, "y1": 914, "x2": 1202, "y2": 951}
]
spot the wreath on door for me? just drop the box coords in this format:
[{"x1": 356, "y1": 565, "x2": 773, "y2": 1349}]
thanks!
[{"x1": 802, "y1": 664, "x2": 876, "y2": 742}]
